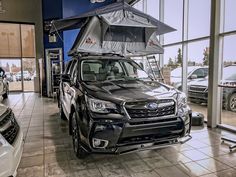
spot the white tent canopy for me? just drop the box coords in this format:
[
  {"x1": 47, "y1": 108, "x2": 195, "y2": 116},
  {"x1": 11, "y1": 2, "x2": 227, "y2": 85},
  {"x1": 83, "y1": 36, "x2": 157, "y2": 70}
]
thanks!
[{"x1": 50, "y1": 1, "x2": 176, "y2": 56}]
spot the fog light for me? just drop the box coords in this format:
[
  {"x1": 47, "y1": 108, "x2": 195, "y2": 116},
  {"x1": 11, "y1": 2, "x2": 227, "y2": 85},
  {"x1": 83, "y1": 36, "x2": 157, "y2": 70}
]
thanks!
[
  {"x1": 95, "y1": 124, "x2": 106, "y2": 132},
  {"x1": 92, "y1": 138, "x2": 109, "y2": 148}
]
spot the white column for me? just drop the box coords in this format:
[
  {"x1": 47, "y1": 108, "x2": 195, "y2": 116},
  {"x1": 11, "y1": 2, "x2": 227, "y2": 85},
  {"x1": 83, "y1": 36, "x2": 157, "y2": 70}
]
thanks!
[
  {"x1": 182, "y1": 0, "x2": 189, "y2": 94},
  {"x1": 159, "y1": 0, "x2": 164, "y2": 68},
  {"x1": 207, "y1": 0, "x2": 221, "y2": 127}
]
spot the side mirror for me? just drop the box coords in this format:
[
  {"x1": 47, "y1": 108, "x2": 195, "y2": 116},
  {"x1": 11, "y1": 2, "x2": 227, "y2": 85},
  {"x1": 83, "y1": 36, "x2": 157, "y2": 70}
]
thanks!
[
  {"x1": 61, "y1": 74, "x2": 71, "y2": 83},
  {"x1": 148, "y1": 74, "x2": 155, "y2": 81},
  {"x1": 190, "y1": 74, "x2": 197, "y2": 79},
  {"x1": 139, "y1": 62, "x2": 144, "y2": 70}
]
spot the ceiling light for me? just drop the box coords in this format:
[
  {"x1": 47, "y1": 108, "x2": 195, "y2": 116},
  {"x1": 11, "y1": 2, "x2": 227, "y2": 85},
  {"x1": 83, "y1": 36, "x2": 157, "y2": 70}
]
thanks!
[{"x1": 90, "y1": 0, "x2": 106, "y2": 3}]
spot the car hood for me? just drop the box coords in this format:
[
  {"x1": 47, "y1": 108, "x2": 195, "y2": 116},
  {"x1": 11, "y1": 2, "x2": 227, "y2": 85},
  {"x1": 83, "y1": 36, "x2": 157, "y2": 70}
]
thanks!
[
  {"x1": 0, "y1": 104, "x2": 8, "y2": 117},
  {"x1": 190, "y1": 78, "x2": 208, "y2": 87},
  {"x1": 82, "y1": 80, "x2": 179, "y2": 103},
  {"x1": 170, "y1": 77, "x2": 181, "y2": 84}
]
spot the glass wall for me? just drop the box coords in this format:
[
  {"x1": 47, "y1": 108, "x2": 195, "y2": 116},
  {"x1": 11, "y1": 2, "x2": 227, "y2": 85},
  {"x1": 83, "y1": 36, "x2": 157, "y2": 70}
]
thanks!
[
  {"x1": 223, "y1": 0, "x2": 236, "y2": 32},
  {"x1": 163, "y1": 0, "x2": 183, "y2": 44},
  {"x1": 134, "y1": 0, "x2": 236, "y2": 129},
  {"x1": 133, "y1": 0, "x2": 143, "y2": 11},
  {"x1": 21, "y1": 25, "x2": 36, "y2": 58},
  {"x1": 147, "y1": 0, "x2": 159, "y2": 19},
  {"x1": 187, "y1": 40, "x2": 209, "y2": 120},
  {"x1": 0, "y1": 24, "x2": 21, "y2": 57},
  {"x1": 0, "y1": 59, "x2": 22, "y2": 91},
  {"x1": 22, "y1": 58, "x2": 36, "y2": 91},
  {"x1": 188, "y1": 0, "x2": 211, "y2": 39},
  {"x1": 0, "y1": 23, "x2": 36, "y2": 92},
  {"x1": 221, "y1": 35, "x2": 236, "y2": 127}
]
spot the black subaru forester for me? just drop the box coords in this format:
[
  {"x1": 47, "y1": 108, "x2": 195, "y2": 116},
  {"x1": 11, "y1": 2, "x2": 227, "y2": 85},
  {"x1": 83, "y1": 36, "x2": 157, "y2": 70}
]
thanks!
[{"x1": 58, "y1": 54, "x2": 192, "y2": 158}]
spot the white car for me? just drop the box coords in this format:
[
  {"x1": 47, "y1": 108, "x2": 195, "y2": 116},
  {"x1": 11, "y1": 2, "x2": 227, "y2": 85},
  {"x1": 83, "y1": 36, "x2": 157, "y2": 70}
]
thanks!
[
  {"x1": 16, "y1": 71, "x2": 31, "y2": 81},
  {"x1": 170, "y1": 66, "x2": 208, "y2": 90},
  {"x1": 0, "y1": 76, "x2": 9, "y2": 99},
  {"x1": 0, "y1": 104, "x2": 24, "y2": 177}
]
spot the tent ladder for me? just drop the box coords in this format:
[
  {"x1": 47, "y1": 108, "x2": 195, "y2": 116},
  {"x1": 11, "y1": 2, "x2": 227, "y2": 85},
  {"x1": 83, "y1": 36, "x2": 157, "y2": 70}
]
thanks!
[{"x1": 146, "y1": 55, "x2": 165, "y2": 83}]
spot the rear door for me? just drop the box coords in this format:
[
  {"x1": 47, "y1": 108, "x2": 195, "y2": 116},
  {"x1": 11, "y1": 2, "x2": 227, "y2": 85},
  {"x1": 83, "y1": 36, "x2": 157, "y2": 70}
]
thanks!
[
  {"x1": 61, "y1": 60, "x2": 73, "y2": 116},
  {"x1": 63, "y1": 59, "x2": 78, "y2": 115}
]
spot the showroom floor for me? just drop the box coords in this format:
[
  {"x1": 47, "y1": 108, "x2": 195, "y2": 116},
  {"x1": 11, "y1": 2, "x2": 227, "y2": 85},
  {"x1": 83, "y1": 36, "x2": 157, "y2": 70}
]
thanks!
[{"x1": 2, "y1": 93, "x2": 236, "y2": 177}]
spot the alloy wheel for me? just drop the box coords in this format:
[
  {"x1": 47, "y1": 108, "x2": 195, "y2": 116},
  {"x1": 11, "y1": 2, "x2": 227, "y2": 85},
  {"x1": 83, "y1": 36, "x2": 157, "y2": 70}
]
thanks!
[
  {"x1": 72, "y1": 113, "x2": 79, "y2": 153},
  {"x1": 229, "y1": 94, "x2": 236, "y2": 112}
]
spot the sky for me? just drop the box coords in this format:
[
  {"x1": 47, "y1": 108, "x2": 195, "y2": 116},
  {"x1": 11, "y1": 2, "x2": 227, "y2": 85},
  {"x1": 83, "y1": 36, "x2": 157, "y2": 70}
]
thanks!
[{"x1": 134, "y1": 0, "x2": 236, "y2": 64}]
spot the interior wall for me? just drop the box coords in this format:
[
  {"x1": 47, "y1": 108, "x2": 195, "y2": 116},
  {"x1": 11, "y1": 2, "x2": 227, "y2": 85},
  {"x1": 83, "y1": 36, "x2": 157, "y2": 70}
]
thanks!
[
  {"x1": 0, "y1": 0, "x2": 44, "y2": 93},
  {"x1": 0, "y1": 0, "x2": 44, "y2": 60}
]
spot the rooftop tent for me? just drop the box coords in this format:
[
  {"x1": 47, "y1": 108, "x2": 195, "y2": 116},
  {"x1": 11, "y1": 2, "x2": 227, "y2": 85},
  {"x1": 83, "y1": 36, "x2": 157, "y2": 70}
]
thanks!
[{"x1": 50, "y1": 1, "x2": 176, "y2": 56}]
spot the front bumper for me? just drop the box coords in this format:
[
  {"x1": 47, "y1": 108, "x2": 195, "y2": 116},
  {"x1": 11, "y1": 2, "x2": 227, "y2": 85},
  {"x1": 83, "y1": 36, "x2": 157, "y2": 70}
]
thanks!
[
  {"x1": 188, "y1": 91, "x2": 208, "y2": 103},
  {"x1": 0, "y1": 129, "x2": 24, "y2": 177},
  {"x1": 84, "y1": 111, "x2": 191, "y2": 154}
]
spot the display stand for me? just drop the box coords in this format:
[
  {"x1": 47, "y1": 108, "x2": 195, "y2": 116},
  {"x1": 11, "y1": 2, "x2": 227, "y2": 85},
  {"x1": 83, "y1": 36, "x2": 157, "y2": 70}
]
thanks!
[
  {"x1": 218, "y1": 83, "x2": 236, "y2": 152},
  {"x1": 221, "y1": 137, "x2": 236, "y2": 152}
]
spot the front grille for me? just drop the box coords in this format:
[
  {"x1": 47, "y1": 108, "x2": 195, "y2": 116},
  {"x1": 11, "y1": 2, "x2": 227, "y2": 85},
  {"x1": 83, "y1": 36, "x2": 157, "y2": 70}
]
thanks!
[
  {"x1": 188, "y1": 91, "x2": 208, "y2": 98},
  {"x1": 189, "y1": 85, "x2": 207, "y2": 92},
  {"x1": 0, "y1": 110, "x2": 19, "y2": 145},
  {"x1": 129, "y1": 117, "x2": 178, "y2": 125},
  {"x1": 0, "y1": 109, "x2": 12, "y2": 126},
  {"x1": 125, "y1": 99, "x2": 176, "y2": 119}
]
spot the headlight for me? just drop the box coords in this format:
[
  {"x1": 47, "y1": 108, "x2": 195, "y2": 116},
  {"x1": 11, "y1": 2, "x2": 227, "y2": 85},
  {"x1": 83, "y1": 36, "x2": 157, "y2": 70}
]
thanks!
[
  {"x1": 0, "y1": 133, "x2": 7, "y2": 147},
  {"x1": 177, "y1": 92, "x2": 187, "y2": 109},
  {"x1": 86, "y1": 96, "x2": 117, "y2": 113}
]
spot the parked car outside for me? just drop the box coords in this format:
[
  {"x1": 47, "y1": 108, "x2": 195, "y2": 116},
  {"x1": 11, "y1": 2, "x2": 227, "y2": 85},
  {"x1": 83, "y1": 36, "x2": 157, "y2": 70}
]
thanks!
[
  {"x1": 0, "y1": 104, "x2": 24, "y2": 177},
  {"x1": 16, "y1": 71, "x2": 31, "y2": 81},
  {"x1": 188, "y1": 65, "x2": 236, "y2": 112},
  {"x1": 5, "y1": 72, "x2": 13, "y2": 82},
  {"x1": 171, "y1": 66, "x2": 208, "y2": 90},
  {"x1": 58, "y1": 55, "x2": 192, "y2": 158}
]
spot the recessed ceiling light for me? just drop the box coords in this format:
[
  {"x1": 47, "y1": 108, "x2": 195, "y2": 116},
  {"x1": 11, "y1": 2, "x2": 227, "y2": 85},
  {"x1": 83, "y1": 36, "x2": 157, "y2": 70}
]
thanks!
[{"x1": 90, "y1": 0, "x2": 106, "y2": 3}]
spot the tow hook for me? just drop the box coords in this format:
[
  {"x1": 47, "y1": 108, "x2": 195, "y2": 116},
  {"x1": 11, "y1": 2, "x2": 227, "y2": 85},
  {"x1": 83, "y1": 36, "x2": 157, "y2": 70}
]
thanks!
[{"x1": 179, "y1": 134, "x2": 192, "y2": 144}]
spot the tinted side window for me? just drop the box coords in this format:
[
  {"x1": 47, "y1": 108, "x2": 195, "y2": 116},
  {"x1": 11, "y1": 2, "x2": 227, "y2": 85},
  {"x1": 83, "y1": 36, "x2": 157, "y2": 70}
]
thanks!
[
  {"x1": 68, "y1": 60, "x2": 77, "y2": 75},
  {"x1": 192, "y1": 69, "x2": 205, "y2": 78},
  {"x1": 64, "y1": 60, "x2": 73, "y2": 74},
  {"x1": 71, "y1": 61, "x2": 78, "y2": 83},
  {"x1": 203, "y1": 68, "x2": 208, "y2": 77}
]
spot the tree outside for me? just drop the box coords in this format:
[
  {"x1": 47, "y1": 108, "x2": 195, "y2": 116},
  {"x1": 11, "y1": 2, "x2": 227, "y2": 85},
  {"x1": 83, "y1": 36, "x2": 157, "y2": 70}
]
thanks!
[{"x1": 203, "y1": 47, "x2": 209, "y2": 65}]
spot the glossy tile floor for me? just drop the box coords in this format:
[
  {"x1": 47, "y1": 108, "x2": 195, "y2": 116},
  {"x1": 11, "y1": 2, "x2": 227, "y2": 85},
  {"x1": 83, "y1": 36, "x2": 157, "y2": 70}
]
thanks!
[{"x1": 2, "y1": 93, "x2": 236, "y2": 177}]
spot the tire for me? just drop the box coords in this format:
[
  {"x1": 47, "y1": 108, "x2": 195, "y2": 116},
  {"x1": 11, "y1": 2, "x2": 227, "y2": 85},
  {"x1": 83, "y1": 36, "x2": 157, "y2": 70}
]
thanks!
[
  {"x1": 59, "y1": 103, "x2": 67, "y2": 120},
  {"x1": 2, "y1": 85, "x2": 8, "y2": 99},
  {"x1": 177, "y1": 86, "x2": 182, "y2": 91},
  {"x1": 71, "y1": 112, "x2": 88, "y2": 158},
  {"x1": 228, "y1": 93, "x2": 236, "y2": 112},
  {"x1": 2, "y1": 92, "x2": 8, "y2": 99}
]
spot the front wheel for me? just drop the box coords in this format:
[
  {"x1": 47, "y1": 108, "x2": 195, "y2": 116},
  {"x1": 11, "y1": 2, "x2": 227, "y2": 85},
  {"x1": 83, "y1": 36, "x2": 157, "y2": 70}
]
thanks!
[
  {"x1": 71, "y1": 112, "x2": 88, "y2": 158},
  {"x1": 2, "y1": 86, "x2": 8, "y2": 99},
  {"x1": 59, "y1": 103, "x2": 67, "y2": 120},
  {"x1": 2, "y1": 92, "x2": 8, "y2": 99},
  {"x1": 228, "y1": 93, "x2": 236, "y2": 112}
]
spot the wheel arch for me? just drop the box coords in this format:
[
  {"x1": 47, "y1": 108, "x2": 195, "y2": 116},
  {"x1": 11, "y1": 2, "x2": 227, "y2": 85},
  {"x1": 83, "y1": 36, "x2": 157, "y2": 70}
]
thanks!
[{"x1": 69, "y1": 105, "x2": 76, "y2": 135}]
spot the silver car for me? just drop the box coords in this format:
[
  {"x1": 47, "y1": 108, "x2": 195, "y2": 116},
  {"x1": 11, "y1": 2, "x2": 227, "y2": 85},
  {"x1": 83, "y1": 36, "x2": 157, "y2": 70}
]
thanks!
[
  {"x1": 0, "y1": 76, "x2": 8, "y2": 99},
  {"x1": 170, "y1": 66, "x2": 208, "y2": 90}
]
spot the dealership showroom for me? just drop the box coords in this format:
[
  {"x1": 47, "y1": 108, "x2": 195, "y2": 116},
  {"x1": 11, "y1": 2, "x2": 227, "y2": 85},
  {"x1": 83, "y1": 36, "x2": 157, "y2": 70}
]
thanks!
[{"x1": 1, "y1": 0, "x2": 236, "y2": 177}]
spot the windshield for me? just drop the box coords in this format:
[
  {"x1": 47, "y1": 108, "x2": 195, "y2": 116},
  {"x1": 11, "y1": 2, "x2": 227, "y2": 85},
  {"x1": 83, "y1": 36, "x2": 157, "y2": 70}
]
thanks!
[
  {"x1": 223, "y1": 66, "x2": 236, "y2": 80},
  {"x1": 81, "y1": 59, "x2": 150, "y2": 82}
]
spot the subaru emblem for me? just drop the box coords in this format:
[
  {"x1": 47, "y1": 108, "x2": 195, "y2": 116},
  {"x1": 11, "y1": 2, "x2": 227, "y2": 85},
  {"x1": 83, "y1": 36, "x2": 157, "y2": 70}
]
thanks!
[{"x1": 146, "y1": 102, "x2": 158, "y2": 110}]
